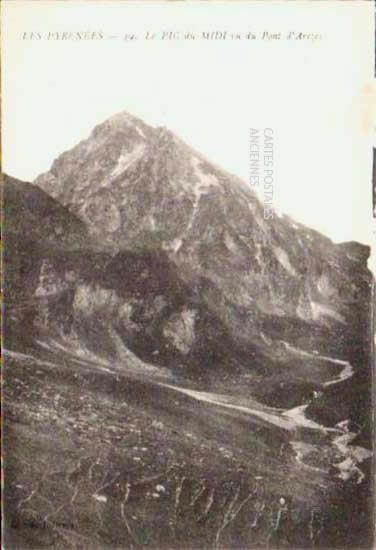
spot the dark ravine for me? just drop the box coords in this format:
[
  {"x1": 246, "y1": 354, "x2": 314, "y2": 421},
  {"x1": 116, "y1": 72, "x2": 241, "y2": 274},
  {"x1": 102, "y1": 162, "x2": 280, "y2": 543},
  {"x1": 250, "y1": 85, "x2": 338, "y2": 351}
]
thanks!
[{"x1": 3, "y1": 111, "x2": 374, "y2": 549}]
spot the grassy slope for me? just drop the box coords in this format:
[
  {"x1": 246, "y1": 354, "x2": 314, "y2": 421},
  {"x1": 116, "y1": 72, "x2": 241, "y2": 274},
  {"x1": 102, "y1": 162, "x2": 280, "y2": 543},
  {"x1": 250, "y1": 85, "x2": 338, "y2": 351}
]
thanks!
[{"x1": 4, "y1": 350, "x2": 373, "y2": 550}]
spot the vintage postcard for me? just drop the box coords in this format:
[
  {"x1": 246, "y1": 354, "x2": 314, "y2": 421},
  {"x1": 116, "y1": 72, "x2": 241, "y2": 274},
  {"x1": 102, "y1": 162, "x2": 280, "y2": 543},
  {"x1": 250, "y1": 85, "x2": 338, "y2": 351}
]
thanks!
[{"x1": 2, "y1": 1, "x2": 375, "y2": 548}]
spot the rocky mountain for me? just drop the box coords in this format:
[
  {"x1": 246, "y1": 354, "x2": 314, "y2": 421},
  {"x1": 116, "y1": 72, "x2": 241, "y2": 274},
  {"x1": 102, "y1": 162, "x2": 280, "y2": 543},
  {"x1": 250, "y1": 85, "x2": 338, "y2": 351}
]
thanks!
[
  {"x1": 4, "y1": 112, "x2": 374, "y2": 549},
  {"x1": 33, "y1": 113, "x2": 372, "y2": 395},
  {"x1": 5, "y1": 111, "x2": 373, "y2": 399},
  {"x1": 35, "y1": 113, "x2": 370, "y2": 333}
]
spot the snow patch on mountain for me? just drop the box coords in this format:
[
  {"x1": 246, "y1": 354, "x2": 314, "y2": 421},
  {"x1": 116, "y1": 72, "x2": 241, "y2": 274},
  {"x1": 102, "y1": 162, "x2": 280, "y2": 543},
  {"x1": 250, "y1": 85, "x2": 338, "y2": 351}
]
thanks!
[
  {"x1": 310, "y1": 301, "x2": 346, "y2": 324},
  {"x1": 109, "y1": 143, "x2": 146, "y2": 180},
  {"x1": 190, "y1": 157, "x2": 219, "y2": 205},
  {"x1": 163, "y1": 238, "x2": 183, "y2": 254},
  {"x1": 274, "y1": 247, "x2": 296, "y2": 276}
]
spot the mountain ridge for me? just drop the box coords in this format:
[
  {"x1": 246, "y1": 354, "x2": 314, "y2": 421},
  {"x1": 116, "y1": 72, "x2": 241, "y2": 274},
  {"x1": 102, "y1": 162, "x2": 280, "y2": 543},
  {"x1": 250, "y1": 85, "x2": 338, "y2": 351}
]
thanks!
[{"x1": 33, "y1": 112, "x2": 372, "y2": 336}]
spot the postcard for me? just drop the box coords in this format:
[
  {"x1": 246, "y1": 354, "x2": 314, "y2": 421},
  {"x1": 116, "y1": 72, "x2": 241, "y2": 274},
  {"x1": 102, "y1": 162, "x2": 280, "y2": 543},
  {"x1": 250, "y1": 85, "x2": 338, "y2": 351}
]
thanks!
[{"x1": 2, "y1": 1, "x2": 375, "y2": 548}]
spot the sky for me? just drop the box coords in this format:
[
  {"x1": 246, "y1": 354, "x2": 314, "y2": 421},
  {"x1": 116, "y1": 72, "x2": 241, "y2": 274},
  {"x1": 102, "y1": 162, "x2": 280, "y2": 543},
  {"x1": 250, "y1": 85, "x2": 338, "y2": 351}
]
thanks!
[{"x1": 2, "y1": 0, "x2": 375, "y2": 252}]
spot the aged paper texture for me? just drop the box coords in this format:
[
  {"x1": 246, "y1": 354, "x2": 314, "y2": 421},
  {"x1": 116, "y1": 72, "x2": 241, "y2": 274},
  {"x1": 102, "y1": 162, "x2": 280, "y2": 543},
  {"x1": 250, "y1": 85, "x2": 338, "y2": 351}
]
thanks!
[{"x1": 2, "y1": 1, "x2": 375, "y2": 548}]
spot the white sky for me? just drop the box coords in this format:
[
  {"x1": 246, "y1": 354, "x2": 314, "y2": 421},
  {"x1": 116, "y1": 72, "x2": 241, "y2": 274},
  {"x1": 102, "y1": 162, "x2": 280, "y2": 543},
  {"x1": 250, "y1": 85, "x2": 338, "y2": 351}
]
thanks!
[{"x1": 2, "y1": 0, "x2": 375, "y2": 250}]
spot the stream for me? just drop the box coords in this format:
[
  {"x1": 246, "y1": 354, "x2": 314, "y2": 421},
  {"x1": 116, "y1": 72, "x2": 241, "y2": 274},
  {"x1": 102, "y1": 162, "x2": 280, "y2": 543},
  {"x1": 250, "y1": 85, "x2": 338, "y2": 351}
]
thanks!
[
  {"x1": 160, "y1": 346, "x2": 372, "y2": 485},
  {"x1": 6, "y1": 343, "x2": 372, "y2": 486}
]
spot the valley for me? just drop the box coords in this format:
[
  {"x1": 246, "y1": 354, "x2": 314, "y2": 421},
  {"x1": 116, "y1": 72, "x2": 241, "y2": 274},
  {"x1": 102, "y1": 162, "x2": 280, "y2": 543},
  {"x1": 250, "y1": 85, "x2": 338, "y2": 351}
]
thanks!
[{"x1": 4, "y1": 343, "x2": 373, "y2": 549}]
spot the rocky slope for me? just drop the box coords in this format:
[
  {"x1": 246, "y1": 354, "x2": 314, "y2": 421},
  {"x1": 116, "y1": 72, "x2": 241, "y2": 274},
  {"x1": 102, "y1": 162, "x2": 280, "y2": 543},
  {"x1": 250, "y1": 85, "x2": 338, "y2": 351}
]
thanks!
[
  {"x1": 4, "y1": 348, "x2": 373, "y2": 550},
  {"x1": 4, "y1": 175, "x2": 90, "y2": 344}
]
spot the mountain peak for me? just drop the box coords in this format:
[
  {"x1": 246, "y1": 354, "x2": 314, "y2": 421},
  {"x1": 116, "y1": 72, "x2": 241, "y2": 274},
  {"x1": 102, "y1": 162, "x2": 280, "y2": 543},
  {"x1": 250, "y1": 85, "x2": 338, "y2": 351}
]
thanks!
[
  {"x1": 90, "y1": 110, "x2": 153, "y2": 142},
  {"x1": 108, "y1": 110, "x2": 141, "y2": 123},
  {"x1": 106, "y1": 110, "x2": 149, "y2": 129}
]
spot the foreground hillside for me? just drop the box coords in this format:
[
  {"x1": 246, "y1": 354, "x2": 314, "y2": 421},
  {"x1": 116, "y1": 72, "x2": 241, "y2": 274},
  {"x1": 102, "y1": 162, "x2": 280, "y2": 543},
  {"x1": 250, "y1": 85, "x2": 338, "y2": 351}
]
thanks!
[{"x1": 4, "y1": 347, "x2": 373, "y2": 549}]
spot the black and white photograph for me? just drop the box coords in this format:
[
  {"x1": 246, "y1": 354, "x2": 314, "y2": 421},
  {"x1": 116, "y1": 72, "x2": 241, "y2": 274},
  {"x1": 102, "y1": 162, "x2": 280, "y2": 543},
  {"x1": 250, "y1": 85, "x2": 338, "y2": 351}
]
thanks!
[{"x1": 2, "y1": 1, "x2": 375, "y2": 548}]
